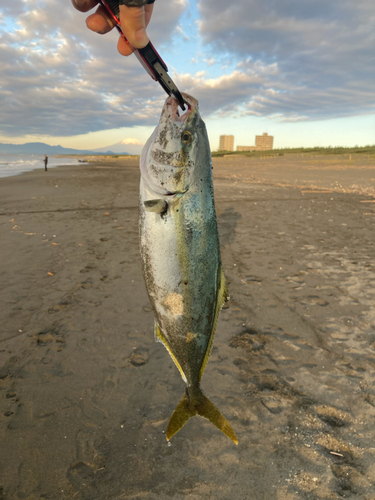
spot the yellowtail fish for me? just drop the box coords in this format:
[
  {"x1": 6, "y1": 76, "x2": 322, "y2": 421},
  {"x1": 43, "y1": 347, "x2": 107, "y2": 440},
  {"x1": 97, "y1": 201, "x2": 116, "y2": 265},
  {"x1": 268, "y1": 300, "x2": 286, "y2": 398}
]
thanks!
[{"x1": 139, "y1": 93, "x2": 237, "y2": 444}]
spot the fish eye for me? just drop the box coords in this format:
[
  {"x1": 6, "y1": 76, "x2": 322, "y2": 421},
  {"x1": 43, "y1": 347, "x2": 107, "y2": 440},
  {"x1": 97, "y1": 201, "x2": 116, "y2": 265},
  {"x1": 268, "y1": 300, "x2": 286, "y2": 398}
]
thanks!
[{"x1": 181, "y1": 131, "x2": 193, "y2": 144}]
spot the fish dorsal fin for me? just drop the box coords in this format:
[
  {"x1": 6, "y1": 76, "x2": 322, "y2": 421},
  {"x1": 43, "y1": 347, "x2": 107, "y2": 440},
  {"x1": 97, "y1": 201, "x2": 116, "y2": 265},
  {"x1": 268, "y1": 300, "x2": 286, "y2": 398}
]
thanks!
[
  {"x1": 144, "y1": 199, "x2": 168, "y2": 214},
  {"x1": 199, "y1": 266, "x2": 229, "y2": 380},
  {"x1": 155, "y1": 322, "x2": 187, "y2": 383}
]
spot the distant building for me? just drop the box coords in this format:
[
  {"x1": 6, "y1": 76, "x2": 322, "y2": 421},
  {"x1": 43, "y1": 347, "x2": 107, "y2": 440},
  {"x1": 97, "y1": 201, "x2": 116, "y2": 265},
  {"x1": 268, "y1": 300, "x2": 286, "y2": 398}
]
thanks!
[
  {"x1": 255, "y1": 133, "x2": 273, "y2": 150},
  {"x1": 218, "y1": 135, "x2": 234, "y2": 151},
  {"x1": 236, "y1": 132, "x2": 274, "y2": 151}
]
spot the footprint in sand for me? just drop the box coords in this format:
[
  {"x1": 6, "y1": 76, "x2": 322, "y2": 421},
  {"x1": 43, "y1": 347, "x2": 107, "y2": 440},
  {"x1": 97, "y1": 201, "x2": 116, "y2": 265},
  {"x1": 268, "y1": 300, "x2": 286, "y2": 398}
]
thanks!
[
  {"x1": 129, "y1": 348, "x2": 149, "y2": 367},
  {"x1": 80, "y1": 264, "x2": 96, "y2": 273},
  {"x1": 314, "y1": 405, "x2": 351, "y2": 428},
  {"x1": 74, "y1": 426, "x2": 109, "y2": 470},
  {"x1": 261, "y1": 395, "x2": 292, "y2": 415},
  {"x1": 300, "y1": 295, "x2": 329, "y2": 306}
]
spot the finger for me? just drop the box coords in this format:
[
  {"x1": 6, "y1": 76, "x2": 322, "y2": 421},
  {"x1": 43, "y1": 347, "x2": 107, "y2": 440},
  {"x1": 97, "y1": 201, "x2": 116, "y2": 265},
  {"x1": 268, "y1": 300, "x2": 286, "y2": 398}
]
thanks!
[
  {"x1": 117, "y1": 37, "x2": 135, "y2": 57},
  {"x1": 119, "y1": 5, "x2": 149, "y2": 49},
  {"x1": 86, "y1": 5, "x2": 115, "y2": 34},
  {"x1": 71, "y1": 0, "x2": 98, "y2": 14}
]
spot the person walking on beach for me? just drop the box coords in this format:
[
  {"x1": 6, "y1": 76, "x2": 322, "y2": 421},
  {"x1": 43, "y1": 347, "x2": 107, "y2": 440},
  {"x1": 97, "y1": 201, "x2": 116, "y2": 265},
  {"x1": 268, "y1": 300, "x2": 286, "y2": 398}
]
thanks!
[{"x1": 44, "y1": 155, "x2": 48, "y2": 171}]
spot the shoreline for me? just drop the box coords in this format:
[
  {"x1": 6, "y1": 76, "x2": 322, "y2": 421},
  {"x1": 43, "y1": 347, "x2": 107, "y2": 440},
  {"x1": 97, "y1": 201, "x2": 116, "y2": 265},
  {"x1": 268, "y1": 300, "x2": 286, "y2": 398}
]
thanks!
[
  {"x1": 53, "y1": 154, "x2": 140, "y2": 161},
  {"x1": 0, "y1": 154, "x2": 83, "y2": 180},
  {"x1": 0, "y1": 154, "x2": 140, "y2": 181},
  {"x1": 2, "y1": 152, "x2": 375, "y2": 198},
  {"x1": 1, "y1": 156, "x2": 375, "y2": 498}
]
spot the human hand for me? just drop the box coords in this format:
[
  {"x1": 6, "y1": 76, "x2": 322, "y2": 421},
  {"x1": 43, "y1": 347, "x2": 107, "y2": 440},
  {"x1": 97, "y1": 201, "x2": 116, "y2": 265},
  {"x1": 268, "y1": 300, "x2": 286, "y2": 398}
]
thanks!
[{"x1": 71, "y1": 0, "x2": 154, "y2": 56}]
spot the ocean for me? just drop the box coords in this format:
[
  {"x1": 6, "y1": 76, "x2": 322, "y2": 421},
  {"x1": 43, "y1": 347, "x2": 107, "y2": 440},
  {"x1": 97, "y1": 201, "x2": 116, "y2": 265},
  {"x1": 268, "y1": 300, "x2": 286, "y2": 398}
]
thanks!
[{"x1": 0, "y1": 154, "x2": 82, "y2": 178}]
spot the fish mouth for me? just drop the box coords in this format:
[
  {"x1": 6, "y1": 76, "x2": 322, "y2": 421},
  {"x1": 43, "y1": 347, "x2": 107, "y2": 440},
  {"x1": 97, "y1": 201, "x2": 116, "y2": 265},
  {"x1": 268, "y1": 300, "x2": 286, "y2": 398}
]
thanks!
[{"x1": 166, "y1": 93, "x2": 199, "y2": 124}]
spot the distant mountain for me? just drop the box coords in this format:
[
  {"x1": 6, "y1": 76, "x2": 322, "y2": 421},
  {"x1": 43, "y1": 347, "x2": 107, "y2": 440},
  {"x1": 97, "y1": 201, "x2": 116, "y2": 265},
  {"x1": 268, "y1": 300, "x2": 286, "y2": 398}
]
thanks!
[
  {"x1": 0, "y1": 142, "x2": 129, "y2": 156},
  {"x1": 92, "y1": 140, "x2": 143, "y2": 156}
]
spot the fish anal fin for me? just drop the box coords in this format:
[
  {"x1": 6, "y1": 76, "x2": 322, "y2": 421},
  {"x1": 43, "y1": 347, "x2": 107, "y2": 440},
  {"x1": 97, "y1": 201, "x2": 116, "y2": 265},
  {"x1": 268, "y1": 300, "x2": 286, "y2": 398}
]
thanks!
[
  {"x1": 144, "y1": 199, "x2": 168, "y2": 214},
  {"x1": 199, "y1": 266, "x2": 229, "y2": 380},
  {"x1": 166, "y1": 387, "x2": 238, "y2": 445},
  {"x1": 155, "y1": 322, "x2": 187, "y2": 383}
]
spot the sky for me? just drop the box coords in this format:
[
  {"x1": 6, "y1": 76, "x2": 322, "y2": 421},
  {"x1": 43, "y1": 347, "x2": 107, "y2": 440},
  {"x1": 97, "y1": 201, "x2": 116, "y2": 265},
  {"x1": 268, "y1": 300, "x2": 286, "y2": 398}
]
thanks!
[{"x1": 0, "y1": 0, "x2": 374, "y2": 153}]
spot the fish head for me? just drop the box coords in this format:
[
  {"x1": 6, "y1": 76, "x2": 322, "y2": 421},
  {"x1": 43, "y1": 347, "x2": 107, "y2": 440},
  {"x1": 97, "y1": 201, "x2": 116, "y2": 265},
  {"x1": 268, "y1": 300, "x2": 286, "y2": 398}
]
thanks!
[{"x1": 140, "y1": 93, "x2": 209, "y2": 196}]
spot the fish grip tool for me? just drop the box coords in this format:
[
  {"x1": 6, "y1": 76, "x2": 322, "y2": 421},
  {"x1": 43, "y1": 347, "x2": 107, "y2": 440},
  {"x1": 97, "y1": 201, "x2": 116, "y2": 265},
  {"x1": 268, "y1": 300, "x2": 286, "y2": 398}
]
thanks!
[{"x1": 98, "y1": 0, "x2": 186, "y2": 110}]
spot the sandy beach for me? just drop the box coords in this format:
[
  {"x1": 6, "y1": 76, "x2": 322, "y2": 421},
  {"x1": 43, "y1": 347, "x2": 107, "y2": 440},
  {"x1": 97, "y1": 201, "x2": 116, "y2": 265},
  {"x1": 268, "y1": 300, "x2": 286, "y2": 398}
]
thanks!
[{"x1": 1, "y1": 153, "x2": 375, "y2": 499}]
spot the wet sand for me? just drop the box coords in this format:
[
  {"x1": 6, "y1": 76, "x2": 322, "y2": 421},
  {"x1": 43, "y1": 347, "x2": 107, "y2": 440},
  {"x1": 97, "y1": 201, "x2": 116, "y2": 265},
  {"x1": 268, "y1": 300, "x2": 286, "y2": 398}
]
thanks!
[{"x1": 1, "y1": 154, "x2": 375, "y2": 499}]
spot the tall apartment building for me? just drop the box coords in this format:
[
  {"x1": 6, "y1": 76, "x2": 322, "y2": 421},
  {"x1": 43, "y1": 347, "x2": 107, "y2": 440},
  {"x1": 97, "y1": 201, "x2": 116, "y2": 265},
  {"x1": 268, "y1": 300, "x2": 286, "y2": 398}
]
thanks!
[
  {"x1": 237, "y1": 133, "x2": 274, "y2": 152},
  {"x1": 218, "y1": 135, "x2": 234, "y2": 151},
  {"x1": 255, "y1": 133, "x2": 273, "y2": 150}
]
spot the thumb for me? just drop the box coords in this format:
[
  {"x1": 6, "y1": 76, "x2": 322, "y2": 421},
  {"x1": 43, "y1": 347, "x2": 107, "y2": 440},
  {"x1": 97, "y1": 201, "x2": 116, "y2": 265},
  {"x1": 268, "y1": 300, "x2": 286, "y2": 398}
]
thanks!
[{"x1": 119, "y1": 5, "x2": 149, "y2": 49}]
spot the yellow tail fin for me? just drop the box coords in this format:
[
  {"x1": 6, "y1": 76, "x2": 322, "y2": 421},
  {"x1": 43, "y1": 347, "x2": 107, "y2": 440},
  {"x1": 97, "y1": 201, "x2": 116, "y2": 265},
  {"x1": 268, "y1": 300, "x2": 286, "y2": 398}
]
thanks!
[{"x1": 166, "y1": 389, "x2": 238, "y2": 444}]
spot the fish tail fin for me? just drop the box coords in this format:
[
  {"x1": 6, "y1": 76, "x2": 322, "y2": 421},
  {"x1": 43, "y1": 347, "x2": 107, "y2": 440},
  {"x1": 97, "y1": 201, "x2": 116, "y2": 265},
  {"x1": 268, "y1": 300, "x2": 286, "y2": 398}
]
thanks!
[
  {"x1": 166, "y1": 392, "x2": 196, "y2": 441},
  {"x1": 166, "y1": 388, "x2": 238, "y2": 445}
]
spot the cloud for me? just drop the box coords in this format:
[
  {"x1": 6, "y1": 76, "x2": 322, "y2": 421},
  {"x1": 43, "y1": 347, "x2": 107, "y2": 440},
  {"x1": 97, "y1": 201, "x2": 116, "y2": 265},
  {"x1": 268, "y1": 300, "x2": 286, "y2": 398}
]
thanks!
[
  {"x1": 0, "y1": 0, "x2": 187, "y2": 137},
  {"x1": 203, "y1": 57, "x2": 215, "y2": 67},
  {"x1": 175, "y1": 25, "x2": 190, "y2": 41},
  {"x1": 0, "y1": 0, "x2": 374, "y2": 141},
  {"x1": 174, "y1": 61, "x2": 280, "y2": 118},
  {"x1": 196, "y1": 0, "x2": 375, "y2": 120}
]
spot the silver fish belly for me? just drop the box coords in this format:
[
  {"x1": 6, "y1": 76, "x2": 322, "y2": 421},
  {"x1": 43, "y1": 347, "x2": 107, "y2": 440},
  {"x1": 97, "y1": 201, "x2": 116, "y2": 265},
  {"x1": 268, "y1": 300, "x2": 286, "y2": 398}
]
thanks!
[{"x1": 139, "y1": 93, "x2": 237, "y2": 444}]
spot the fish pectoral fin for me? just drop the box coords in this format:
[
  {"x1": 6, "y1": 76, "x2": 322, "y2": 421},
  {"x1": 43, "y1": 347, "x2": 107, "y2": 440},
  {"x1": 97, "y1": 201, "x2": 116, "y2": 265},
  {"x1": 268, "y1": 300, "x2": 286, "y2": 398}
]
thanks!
[
  {"x1": 144, "y1": 199, "x2": 168, "y2": 214},
  {"x1": 166, "y1": 387, "x2": 238, "y2": 445}
]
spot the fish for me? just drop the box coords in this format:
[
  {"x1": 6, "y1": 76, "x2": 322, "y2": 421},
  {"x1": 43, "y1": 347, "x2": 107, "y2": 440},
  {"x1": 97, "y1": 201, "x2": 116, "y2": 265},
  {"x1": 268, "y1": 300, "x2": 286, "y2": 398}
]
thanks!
[{"x1": 139, "y1": 93, "x2": 238, "y2": 444}]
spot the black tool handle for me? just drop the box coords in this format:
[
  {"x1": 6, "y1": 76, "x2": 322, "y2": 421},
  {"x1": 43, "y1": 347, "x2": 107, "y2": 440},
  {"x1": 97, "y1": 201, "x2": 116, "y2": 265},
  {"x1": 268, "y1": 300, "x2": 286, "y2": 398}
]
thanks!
[
  {"x1": 101, "y1": 0, "x2": 121, "y2": 19},
  {"x1": 137, "y1": 42, "x2": 168, "y2": 72}
]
